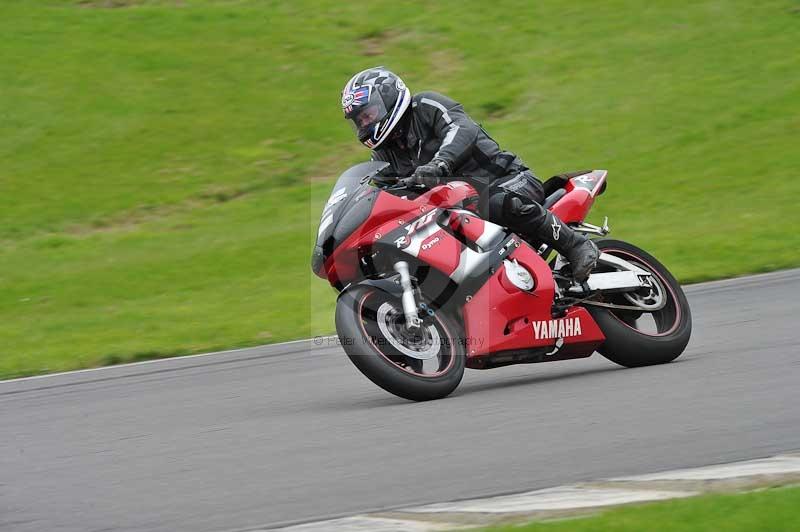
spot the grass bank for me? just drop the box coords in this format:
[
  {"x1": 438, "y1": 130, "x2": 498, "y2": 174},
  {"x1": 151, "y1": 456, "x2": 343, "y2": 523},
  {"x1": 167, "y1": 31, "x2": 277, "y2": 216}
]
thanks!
[
  {"x1": 475, "y1": 485, "x2": 800, "y2": 532},
  {"x1": 1, "y1": 0, "x2": 799, "y2": 377}
]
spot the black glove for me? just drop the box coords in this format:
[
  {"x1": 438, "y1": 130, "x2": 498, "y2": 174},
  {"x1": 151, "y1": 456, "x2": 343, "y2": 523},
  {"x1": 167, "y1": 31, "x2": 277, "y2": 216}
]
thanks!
[{"x1": 399, "y1": 159, "x2": 450, "y2": 188}]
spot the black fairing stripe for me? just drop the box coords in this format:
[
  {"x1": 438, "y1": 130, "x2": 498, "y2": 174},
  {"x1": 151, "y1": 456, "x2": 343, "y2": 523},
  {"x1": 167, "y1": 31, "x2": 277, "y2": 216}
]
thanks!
[
  {"x1": 443, "y1": 235, "x2": 522, "y2": 310},
  {"x1": 311, "y1": 244, "x2": 326, "y2": 276}
]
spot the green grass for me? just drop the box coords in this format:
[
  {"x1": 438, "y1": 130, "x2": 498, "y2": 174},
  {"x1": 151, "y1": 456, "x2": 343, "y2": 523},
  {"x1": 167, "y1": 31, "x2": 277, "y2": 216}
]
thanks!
[
  {"x1": 474, "y1": 485, "x2": 800, "y2": 532},
  {"x1": 1, "y1": 0, "x2": 799, "y2": 378}
]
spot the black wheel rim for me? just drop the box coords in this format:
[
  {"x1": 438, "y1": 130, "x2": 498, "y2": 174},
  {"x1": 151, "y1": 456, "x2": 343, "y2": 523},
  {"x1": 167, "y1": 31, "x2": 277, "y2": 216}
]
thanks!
[
  {"x1": 357, "y1": 291, "x2": 457, "y2": 377},
  {"x1": 599, "y1": 249, "x2": 682, "y2": 337}
]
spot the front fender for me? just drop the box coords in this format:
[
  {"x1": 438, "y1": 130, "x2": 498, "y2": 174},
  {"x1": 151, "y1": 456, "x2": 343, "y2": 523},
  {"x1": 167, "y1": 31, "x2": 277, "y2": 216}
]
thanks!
[{"x1": 337, "y1": 276, "x2": 404, "y2": 302}]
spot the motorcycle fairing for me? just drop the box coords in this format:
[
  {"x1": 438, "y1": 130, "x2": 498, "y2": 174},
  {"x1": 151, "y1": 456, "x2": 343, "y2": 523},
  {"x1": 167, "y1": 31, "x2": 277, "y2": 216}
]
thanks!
[
  {"x1": 321, "y1": 185, "x2": 499, "y2": 287},
  {"x1": 316, "y1": 163, "x2": 608, "y2": 362},
  {"x1": 313, "y1": 161, "x2": 389, "y2": 278},
  {"x1": 465, "y1": 306, "x2": 604, "y2": 369},
  {"x1": 550, "y1": 170, "x2": 608, "y2": 224},
  {"x1": 460, "y1": 241, "x2": 605, "y2": 359},
  {"x1": 372, "y1": 210, "x2": 508, "y2": 282},
  {"x1": 371, "y1": 208, "x2": 607, "y2": 359},
  {"x1": 417, "y1": 180, "x2": 480, "y2": 212}
]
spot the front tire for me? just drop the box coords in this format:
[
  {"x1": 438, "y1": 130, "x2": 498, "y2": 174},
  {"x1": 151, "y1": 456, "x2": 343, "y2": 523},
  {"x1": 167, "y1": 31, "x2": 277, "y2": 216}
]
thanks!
[
  {"x1": 336, "y1": 286, "x2": 465, "y2": 401},
  {"x1": 587, "y1": 239, "x2": 692, "y2": 367}
]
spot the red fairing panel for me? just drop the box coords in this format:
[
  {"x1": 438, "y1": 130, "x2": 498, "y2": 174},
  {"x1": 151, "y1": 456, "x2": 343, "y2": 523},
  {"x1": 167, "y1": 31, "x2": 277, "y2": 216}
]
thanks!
[
  {"x1": 378, "y1": 213, "x2": 465, "y2": 277},
  {"x1": 415, "y1": 229, "x2": 462, "y2": 276},
  {"x1": 461, "y1": 244, "x2": 555, "y2": 357},
  {"x1": 416, "y1": 181, "x2": 478, "y2": 210},
  {"x1": 324, "y1": 183, "x2": 481, "y2": 285},
  {"x1": 447, "y1": 211, "x2": 487, "y2": 246},
  {"x1": 367, "y1": 191, "x2": 426, "y2": 232},
  {"x1": 550, "y1": 170, "x2": 607, "y2": 223},
  {"x1": 462, "y1": 243, "x2": 605, "y2": 357},
  {"x1": 323, "y1": 246, "x2": 357, "y2": 287},
  {"x1": 323, "y1": 191, "x2": 422, "y2": 286},
  {"x1": 368, "y1": 201, "x2": 466, "y2": 277}
]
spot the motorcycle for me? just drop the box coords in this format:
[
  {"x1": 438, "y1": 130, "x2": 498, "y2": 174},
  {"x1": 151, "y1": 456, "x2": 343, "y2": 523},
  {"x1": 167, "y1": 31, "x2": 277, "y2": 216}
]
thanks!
[{"x1": 312, "y1": 162, "x2": 692, "y2": 401}]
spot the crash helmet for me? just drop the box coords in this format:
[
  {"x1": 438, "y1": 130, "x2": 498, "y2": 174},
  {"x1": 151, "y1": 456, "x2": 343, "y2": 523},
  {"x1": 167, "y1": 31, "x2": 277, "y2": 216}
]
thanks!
[{"x1": 341, "y1": 67, "x2": 411, "y2": 149}]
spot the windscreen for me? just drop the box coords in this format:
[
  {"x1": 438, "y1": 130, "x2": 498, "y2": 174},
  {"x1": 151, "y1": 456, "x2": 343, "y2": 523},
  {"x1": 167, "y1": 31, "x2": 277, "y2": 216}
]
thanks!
[{"x1": 312, "y1": 161, "x2": 389, "y2": 275}]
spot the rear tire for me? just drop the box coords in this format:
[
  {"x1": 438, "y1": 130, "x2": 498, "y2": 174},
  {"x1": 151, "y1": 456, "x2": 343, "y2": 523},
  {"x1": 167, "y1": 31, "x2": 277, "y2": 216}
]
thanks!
[
  {"x1": 336, "y1": 286, "x2": 465, "y2": 401},
  {"x1": 587, "y1": 239, "x2": 692, "y2": 367}
]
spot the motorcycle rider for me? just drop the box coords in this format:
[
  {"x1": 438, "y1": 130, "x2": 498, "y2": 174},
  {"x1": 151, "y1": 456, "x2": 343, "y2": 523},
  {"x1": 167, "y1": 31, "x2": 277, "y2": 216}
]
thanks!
[{"x1": 341, "y1": 67, "x2": 599, "y2": 282}]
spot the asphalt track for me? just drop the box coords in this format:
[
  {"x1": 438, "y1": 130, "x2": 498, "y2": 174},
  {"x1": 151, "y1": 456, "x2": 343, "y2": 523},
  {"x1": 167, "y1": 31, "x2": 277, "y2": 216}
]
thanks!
[{"x1": 2, "y1": 269, "x2": 799, "y2": 532}]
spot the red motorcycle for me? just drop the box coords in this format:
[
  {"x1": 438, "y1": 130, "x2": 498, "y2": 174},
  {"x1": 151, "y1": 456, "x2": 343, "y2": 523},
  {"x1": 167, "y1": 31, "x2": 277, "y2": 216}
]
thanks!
[{"x1": 312, "y1": 162, "x2": 691, "y2": 401}]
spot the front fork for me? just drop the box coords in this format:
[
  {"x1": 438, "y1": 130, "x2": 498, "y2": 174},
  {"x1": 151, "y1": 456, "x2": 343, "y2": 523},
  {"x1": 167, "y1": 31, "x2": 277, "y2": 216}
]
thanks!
[{"x1": 394, "y1": 261, "x2": 422, "y2": 328}]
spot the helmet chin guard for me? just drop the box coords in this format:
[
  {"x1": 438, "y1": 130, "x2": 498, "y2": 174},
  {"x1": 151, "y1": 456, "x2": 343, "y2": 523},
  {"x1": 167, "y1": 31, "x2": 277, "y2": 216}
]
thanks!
[{"x1": 342, "y1": 67, "x2": 411, "y2": 149}]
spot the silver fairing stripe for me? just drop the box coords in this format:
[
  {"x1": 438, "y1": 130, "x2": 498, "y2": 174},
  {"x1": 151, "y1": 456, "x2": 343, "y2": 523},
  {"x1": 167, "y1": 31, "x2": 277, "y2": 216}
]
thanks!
[
  {"x1": 475, "y1": 220, "x2": 505, "y2": 249},
  {"x1": 449, "y1": 247, "x2": 489, "y2": 283}
]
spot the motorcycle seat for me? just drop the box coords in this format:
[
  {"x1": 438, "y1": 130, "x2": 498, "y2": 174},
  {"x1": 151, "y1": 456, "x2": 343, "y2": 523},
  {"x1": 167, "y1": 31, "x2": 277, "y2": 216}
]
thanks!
[
  {"x1": 542, "y1": 188, "x2": 567, "y2": 209},
  {"x1": 541, "y1": 169, "x2": 594, "y2": 209},
  {"x1": 545, "y1": 170, "x2": 591, "y2": 190}
]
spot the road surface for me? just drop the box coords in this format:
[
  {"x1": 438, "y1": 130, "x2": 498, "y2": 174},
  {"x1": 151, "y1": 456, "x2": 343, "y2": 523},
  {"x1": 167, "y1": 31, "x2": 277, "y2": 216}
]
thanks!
[{"x1": 1, "y1": 270, "x2": 798, "y2": 532}]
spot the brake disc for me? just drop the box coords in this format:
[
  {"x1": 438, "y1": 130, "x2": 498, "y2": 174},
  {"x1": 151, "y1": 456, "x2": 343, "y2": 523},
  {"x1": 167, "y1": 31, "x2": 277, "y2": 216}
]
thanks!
[{"x1": 376, "y1": 303, "x2": 441, "y2": 360}]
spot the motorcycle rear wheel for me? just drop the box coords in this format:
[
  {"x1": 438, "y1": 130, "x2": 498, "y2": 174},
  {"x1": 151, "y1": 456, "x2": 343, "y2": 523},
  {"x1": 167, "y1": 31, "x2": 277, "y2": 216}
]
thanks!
[
  {"x1": 586, "y1": 239, "x2": 692, "y2": 367},
  {"x1": 335, "y1": 286, "x2": 465, "y2": 401}
]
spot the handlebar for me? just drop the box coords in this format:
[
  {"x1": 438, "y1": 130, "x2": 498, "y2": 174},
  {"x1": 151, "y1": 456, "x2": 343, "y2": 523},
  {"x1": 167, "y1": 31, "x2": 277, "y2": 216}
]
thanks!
[{"x1": 371, "y1": 176, "x2": 425, "y2": 191}]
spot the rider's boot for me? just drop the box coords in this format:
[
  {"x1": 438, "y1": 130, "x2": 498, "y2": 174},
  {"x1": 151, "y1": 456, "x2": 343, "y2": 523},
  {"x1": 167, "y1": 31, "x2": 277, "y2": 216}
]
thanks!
[{"x1": 510, "y1": 199, "x2": 600, "y2": 283}]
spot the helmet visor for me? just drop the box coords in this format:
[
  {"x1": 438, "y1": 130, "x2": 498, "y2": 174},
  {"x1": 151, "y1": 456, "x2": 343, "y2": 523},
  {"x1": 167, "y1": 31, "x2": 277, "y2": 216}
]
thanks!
[
  {"x1": 348, "y1": 100, "x2": 389, "y2": 138},
  {"x1": 343, "y1": 85, "x2": 389, "y2": 143},
  {"x1": 352, "y1": 103, "x2": 385, "y2": 129}
]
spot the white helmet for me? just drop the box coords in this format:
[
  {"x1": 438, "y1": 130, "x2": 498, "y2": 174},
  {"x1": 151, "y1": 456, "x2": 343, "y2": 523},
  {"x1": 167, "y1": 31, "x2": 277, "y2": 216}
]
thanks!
[{"x1": 341, "y1": 67, "x2": 411, "y2": 149}]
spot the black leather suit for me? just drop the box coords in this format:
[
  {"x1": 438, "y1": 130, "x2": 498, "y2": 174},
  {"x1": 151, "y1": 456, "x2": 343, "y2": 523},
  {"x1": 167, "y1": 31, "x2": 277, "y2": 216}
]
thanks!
[{"x1": 371, "y1": 91, "x2": 548, "y2": 237}]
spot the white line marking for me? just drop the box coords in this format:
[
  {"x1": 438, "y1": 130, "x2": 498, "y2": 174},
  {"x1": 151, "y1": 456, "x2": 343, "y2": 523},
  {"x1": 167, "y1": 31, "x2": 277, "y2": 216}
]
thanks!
[
  {"x1": 0, "y1": 336, "x2": 336, "y2": 385},
  {"x1": 244, "y1": 453, "x2": 800, "y2": 531},
  {"x1": 611, "y1": 455, "x2": 800, "y2": 481},
  {"x1": 266, "y1": 515, "x2": 456, "y2": 532},
  {"x1": 404, "y1": 486, "x2": 695, "y2": 514}
]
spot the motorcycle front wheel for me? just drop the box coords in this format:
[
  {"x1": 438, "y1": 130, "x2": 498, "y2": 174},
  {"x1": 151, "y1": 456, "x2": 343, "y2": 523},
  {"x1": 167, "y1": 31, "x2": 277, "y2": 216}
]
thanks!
[{"x1": 335, "y1": 286, "x2": 465, "y2": 401}]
